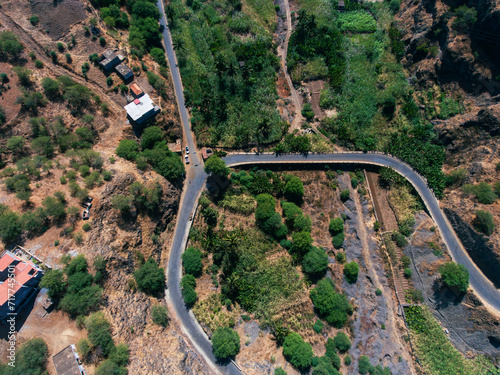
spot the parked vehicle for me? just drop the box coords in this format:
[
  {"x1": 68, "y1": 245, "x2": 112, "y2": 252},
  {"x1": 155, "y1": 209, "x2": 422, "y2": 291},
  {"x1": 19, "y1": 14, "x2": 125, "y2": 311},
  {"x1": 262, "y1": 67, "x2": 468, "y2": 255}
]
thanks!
[
  {"x1": 185, "y1": 146, "x2": 189, "y2": 154},
  {"x1": 185, "y1": 155, "x2": 189, "y2": 164}
]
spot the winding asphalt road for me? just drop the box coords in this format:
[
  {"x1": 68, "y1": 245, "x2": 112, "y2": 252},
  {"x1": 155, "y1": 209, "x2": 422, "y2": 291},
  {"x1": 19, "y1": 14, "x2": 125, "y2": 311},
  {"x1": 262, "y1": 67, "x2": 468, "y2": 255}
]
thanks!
[{"x1": 157, "y1": 2, "x2": 500, "y2": 374}]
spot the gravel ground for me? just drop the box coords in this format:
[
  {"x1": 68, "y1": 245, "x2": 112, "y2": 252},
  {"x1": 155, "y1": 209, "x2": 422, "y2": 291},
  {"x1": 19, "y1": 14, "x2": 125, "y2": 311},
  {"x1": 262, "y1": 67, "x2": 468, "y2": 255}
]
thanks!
[
  {"x1": 404, "y1": 212, "x2": 500, "y2": 363},
  {"x1": 338, "y1": 174, "x2": 413, "y2": 374}
]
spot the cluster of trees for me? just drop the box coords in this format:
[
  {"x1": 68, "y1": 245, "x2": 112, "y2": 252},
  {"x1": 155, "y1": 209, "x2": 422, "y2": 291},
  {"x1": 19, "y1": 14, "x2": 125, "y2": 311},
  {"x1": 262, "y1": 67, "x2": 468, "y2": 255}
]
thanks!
[
  {"x1": 329, "y1": 216, "x2": 345, "y2": 249},
  {"x1": 133, "y1": 257, "x2": 165, "y2": 295},
  {"x1": 166, "y1": 0, "x2": 284, "y2": 147},
  {"x1": 359, "y1": 355, "x2": 391, "y2": 375},
  {"x1": 112, "y1": 180, "x2": 163, "y2": 215},
  {"x1": 40, "y1": 254, "x2": 105, "y2": 318},
  {"x1": 0, "y1": 31, "x2": 24, "y2": 60},
  {"x1": 116, "y1": 127, "x2": 184, "y2": 183},
  {"x1": 310, "y1": 278, "x2": 352, "y2": 327},
  {"x1": 182, "y1": 247, "x2": 203, "y2": 277},
  {"x1": 462, "y1": 182, "x2": 499, "y2": 205},
  {"x1": 0, "y1": 338, "x2": 48, "y2": 375},
  {"x1": 288, "y1": 10, "x2": 345, "y2": 89},
  {"x1": 78, "y1": 311, "x2": 129, "y2": 374},
  {"x1": 275, "y1": 134, "x2": 312, "y2": 154}
]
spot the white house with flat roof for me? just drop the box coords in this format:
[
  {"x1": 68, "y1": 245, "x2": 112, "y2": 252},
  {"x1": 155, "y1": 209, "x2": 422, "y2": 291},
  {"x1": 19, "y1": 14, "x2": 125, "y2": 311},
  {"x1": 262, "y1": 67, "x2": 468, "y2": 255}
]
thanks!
[{"x1": 124, "y1": 93, "x2": 160, "y2": 125}]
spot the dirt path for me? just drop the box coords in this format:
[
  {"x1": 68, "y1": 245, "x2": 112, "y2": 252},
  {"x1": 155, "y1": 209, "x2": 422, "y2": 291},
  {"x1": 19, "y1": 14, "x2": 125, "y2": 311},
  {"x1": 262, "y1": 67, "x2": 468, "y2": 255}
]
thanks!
[
  {"x1": 277, "y1": 0, "x2": 304, "y2": 132},
  {"x1": 0, "y1": 10, "x2": 122, "y2": 114},
  {"x1": 349, "y1": 178, "x2": 416, "y2": 374}
]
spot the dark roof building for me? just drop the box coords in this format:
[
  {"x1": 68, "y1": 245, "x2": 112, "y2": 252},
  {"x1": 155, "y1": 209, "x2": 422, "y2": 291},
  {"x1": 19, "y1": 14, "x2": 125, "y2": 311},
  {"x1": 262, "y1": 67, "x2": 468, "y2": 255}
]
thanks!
[
  {"x1": 0, "y1": 251, "x2": 43, "y2": 321},
  {"x1": 115, "y1": 63, "x2": 133, "y2": 81},
  {"x1": 99, "y1": 50, "x2": 120, "y2": 72},
  {"x1": 53, "y1": 345, "x2": 85, "y2": 375}
]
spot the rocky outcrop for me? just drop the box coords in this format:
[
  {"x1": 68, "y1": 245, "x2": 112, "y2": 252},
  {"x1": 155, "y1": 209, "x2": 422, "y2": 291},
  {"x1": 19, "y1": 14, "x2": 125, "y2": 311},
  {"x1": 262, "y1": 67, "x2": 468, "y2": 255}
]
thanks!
[
  {"x1": 78, "y1": 171, "x2": 211, "y2": 374},
  {"x1": 397, "y1": 0, "x2": 500, "y2": 96}
]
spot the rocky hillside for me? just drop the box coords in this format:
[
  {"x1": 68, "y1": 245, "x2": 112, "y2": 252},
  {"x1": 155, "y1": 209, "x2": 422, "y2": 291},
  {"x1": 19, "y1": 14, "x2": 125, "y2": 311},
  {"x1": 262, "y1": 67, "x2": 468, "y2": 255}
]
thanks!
[{"x1": 396, "y1": 0, "x2": 500, "y2": 282}]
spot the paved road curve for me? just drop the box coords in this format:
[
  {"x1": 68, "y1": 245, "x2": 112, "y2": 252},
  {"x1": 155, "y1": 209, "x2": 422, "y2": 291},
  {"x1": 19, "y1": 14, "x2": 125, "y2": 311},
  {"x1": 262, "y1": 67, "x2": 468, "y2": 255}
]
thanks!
[
  {"x1": 157, "y1": 1, "x2": 241, "y2": 374},
  {"x1": 156, "y1": 2, "x2": 500, "y2": 373},
  {"x1": 224, "y1": 152, "x2": 500, "y2": 313}
]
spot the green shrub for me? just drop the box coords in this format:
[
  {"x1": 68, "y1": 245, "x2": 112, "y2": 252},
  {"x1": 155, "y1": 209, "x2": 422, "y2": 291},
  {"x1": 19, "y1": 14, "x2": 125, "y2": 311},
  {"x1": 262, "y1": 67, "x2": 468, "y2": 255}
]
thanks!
[
  {"x1": 291, "y1": 231, "x2": 313, "y2": 259},
  {"x1": 452, "y1": 5, "x2": 477, "y2": 33},
  {"x1": 85, "y1": 312, "x2": 115, "y2": 357},
  {"x1": 473, "y1": 210, "x2": 495, "y2": 235},
  {"x1": 133, "y1": 258, "x2": 165, "y2": 295},
  {"x1": 182, "y1": 247, "x2": 203, "y2": 277},
  {"x1": 344, "y1": 261, "x2": 359, "y2": 283},
  {"x1": 116, "y1": 139, "x2": 139, "y2": 161},
  {"x1": 335, "y1": 251, "x2": 346, "y2": 264},
  {"x1": 338, "y1": 11, "x2": 376, "y2": 33},
  {"x1": 181, "y1": 274, "x2": 197, "y2": 307},
  {"x1": 325, "y1": 338, "x2": 341, "y2": 369},
  {"x1": 375, "y1": 288, "x2": 382, "y2": 296},
  {"x1": 332, "y1": 233, "x2": 344, "y2": 249},
  {"x1": 329, "y1": 217, "x2": 344, "y2": 233},
  {"x1": 333, "y1": 331, "x2": 351, "y2": 353},
  {"x1": 212, "y1": 327, "x2": 240, "y2": 360},
  {"x1": 439, "y1": 262, "x2": 469, "y2": 293},
  {"x1": 6, "y1": 338, "x2": 48, "y2": 374},
  {"x1": 344, "y1": 354, "x2": 351, "y2": 366},
  {"x1": 275, "y1": 368, "x2": 287, "y2": 375},
  {"x1": 312, "y1": 355, "x2": 337, "y2": 375},
  {"x1": 141, "y1": 126, "x2": 163, "y2": 149},
  {"x1": 30, "y1": 15, "x2": 39, "y2": 25},
  {"x1": 310, "y1": 278, "x2": 351, "y2": 327},
  {"x1": 106, "y1": 76, "x2": 113, "y2": 87},
  {"x1": 283, "y1": 332, "x2": 313, "y2": 370},
  {"x1": 358, "y1": 355, "x2": 372, "y2": 374},
  {"x1": 313, "y1": 319, "x2": 324, "y2": 334},
  {"x1": 404, "y1": 268, "x2": 412, "y2": 278},
  {"x1": 151, "y1": 304, "x2": 169, "y2": 327},
  {"x1": 340, "y1": 189, "x2": 350, "y2": 202},
  {"x1": 284, "y1": 175, "x2": 304, "y2": 202},
  {"x1": 302, "y1": 247, "x2": 328, "y2": 279}
]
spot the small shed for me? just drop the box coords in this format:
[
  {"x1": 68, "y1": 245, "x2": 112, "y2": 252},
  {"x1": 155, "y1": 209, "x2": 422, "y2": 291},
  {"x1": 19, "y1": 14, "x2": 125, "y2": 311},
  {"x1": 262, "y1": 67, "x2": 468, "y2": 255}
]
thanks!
[
  {"x1": 115, "y1": 63, "x2": 134, "y2": 81},
  {"x1": 201, "y1": 148, "x2": 213, "y2": 160},
  {"x1": 168, "y1": 139, "x2": 182, "y2": 155},
  {"x1": 129, "y1": 83, "x2": 144, "y2": 98},
  {"x1": 52, "y1": 345, "x2": 85, "y2": 375}
]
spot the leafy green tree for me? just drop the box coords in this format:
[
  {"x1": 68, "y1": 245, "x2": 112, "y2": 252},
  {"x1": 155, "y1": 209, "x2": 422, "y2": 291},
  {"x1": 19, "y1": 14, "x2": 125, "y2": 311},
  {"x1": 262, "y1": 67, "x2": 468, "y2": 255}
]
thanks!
[
  {"x1": 112, "y1": 195, "x2": 133, "y2": 214},
  {"x1": 358, "y1": 355, "x2": 372, "y2": 374},
  {"x1": 181, "y1": 274, "x2": 197, "y2": 307},
  {"x1": 40, "y1": 269, "x2": 66, "y2": 300},
  {"x1": 13, "y1": 67, "x2": 33, "y2": 87},
  {"x1": 340, "y1": 189, "x2": 350, "y2": 202},
  {"x1": 302, "y1": 247, "x2": 328, "y2": 279},
  {"x1": 133, "y1": 258, "x2": 165, "y2": 295},
  {"x1": 141, "y1": 126, "x2": 163, "y2": 149},
  {"x1": 284, "y1": 175, "x2": 304, "y2": 202},
  {"x1": 43, "y1": 196, "x2": 66, "y2": 222},
  {"x1": 110, "y1": 343, "x2": 129, "y2": 367},
  {"x1": 275, "y1": 368, "x2": 287, "y2": 375},
  {"x1": 291, "y1": 231, "x2": 313, "y2": 259},
  {"x1": 150, "y1": 47, "x2": 167, "y2": 66},
  {"x1": 452, "y1": 5, "x2": 477, "y2": 33},
  {"x1": 205, "y1": 155, "x2": 229, "y2": 177},
  {"x1": 333, "y1": 331, "x2": 351, "y2": 353},
  {"x1": 95, "y1": 359, "x2": 123, "y2": 375},
  {"x1": 116, "y1": 139, "x2": 139, "y2": 160},
  {"x1": 59, "y1": 284, "x2": 103, "y2": 318},
  {"x1": 310, "y1": 278, "x2": 351, "y2": 327},
  {"x1": 182, "y1": 247, "x2": 203, "y2": 277},
  {"x1": 17, "y1": 91, "x2": 47, "y2": 114},
  {"x1": 343, "y1": 261, "x2": 359, "y2": 283},
  {"x1": 473, "y1": 210, "x2": 495, "y2": 235},
  {"x1": 85, "y1": 311, "x2": 115, "y2": 357},
  {"x1": 31, "y1": 136, "x2": 54, "y2": 157},
  {"x1": 439, "y1": 262, "x2": 469, "y2": 293},
  {"x1": 141, "y1": 142, "x2": 185, "y2": 181},
  {"x1": 325, "y1": 338, "x2": 341, "y2": 370},
  {"x1": 5, "y1": 173, "x2": 31, "y2": 201},
  {"x1": 41, "y1": 77, "x2": 61, "y2": 100},
  {"x1": 7, "y1": 136, "x2": 25, "y2": 155},
  {"x1": 151, "y1": 304, "x2": 169, "y2": 327},
  {"x1": 0, "y1": 31, "x2": 24, "y2": 59},
  {"x1": 0, "y1": 207, "x2": 22, "y2": 243},
  {"x1": 1, "y1": 338, "x2": 48, "y2": 375},
  {"x1": 64, "y1": 84, "x2": 92, "y2": 111},
  {"x1": 132, "y1": 1, "x2": 161, "y2": 20},
  {"x1": 0, "y1": 104, "x2": 5, "y2": 125},
  {"x1": 212, "y1": 327, "x2": 240, "y2": 360},
  {"x1": 30, "y1": 15, "x2": 40, "y2": 25},
  {"x1": 312, "y1": 355, "x2": 339, "y2": 375},
  {"x1": 329, "y1": 217, "x2": 343, "y2": 233},
  {"x1": 282, "y1": 332, "x2": 313, "y2": 370}
]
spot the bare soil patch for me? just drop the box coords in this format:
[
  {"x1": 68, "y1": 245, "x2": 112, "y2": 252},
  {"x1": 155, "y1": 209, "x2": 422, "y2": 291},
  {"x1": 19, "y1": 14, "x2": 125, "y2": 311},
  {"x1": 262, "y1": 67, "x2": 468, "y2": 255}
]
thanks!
[
  {"x1": 306, "y1": 80, "x2": 325, "y2": 120},
  {"x1": 30, "y1": 0, "x2": 87, "y2": 40},
  {"x1": 0, "y1": 63, "x2": 21, "y2": 125},
  {"x1": 365, "y1": 171, "x2": 398, "y2": 232}
]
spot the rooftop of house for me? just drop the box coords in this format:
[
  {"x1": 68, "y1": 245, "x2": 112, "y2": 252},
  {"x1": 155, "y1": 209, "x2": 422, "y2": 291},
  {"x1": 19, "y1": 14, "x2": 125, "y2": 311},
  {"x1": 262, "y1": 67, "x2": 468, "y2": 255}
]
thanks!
[
  {"x1": 0, "y1": 252, "x2": 18, "y2": 272},
  {"x1": 124, "y1": 93, "x2": 159, "y2": 122},
  {"x1": 53, "y1": 345, "x2": 83, "y2": 375},
  {"x1": 130, "y1": 83, "x2": 143, "y2": 97},
  {"x1": 115, "y1": 63, "x2": 133, "y2": 77}
]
